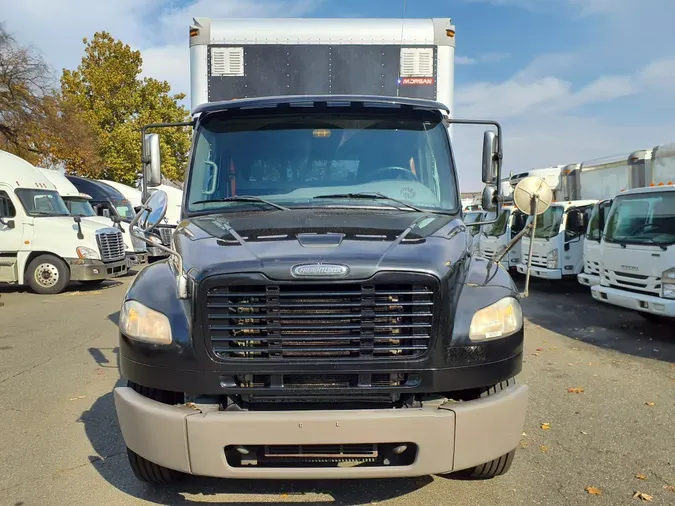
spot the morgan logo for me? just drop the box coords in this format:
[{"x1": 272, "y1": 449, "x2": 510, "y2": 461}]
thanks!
[
  {"x1": 399, "y1": 77, "x2": 435, "y2": 86},
  {"x1": 291, "y1": 263, "x2": 350, "y2": 277}
]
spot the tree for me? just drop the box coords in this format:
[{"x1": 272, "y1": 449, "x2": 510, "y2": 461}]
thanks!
[
  {"x1": 0, "y1": 23, "x2": 100, "y2": 168},
  {"x1": 59, "y1": 32, "x2": 191, "y2": 185},
  {"x1": 0, "y1": 22, "x2": 51, "y2": 161}
]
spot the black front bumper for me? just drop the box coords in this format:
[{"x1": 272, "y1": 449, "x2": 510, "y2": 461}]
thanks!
[{"x1": 119, "y1": 330, "x2": 523, "y2": 397}]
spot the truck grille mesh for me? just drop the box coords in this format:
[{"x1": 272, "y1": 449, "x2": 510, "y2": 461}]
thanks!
[
  {"x1": 204, "y1": 281, "x2": 435, "y2": 360},
  {"x1": 96, "y1": 230, "x2": 125, "y2": 262},
  {"x1": 158, "y1": 227, "x2": 173, "y2": 246}
]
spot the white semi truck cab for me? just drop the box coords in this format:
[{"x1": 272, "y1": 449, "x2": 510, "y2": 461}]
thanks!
[
  {"x1": 0, "y1": 151, "x2": 127, "y2": 294},
  {"x1": 38, "y1": 169, "x2": 149, "y2": 268}
]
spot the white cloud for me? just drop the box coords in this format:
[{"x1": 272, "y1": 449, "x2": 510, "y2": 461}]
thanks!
[{"x1": 457, "y1": 52, "x2": 510, "y2": 65}]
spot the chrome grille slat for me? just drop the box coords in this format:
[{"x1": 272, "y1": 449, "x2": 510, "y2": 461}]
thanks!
[
  {"x1": 158, "y1": 227, "x2": 173, "y2": 245},
  {"x1": 96, "y1": 229, "x2": 125, "y2": 262},
  {"x1": 204, "y1": 282, "x2": 435, "y2": 360}
]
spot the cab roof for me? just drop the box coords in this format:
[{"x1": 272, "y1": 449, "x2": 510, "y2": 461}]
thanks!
[
  {"x1": 0, "y1": 150, "x2": 57, "y2": 191},
  {"x1": 66, "y1": 175, "x2": 126, "y2": 200},
  {"x1": 193, "y1": 94, "x2": 450, "y2": 117}
]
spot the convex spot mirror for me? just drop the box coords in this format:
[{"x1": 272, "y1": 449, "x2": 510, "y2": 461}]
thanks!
[
  {"x1": 513, "y1": 176, "x2": 553, "y2": 216},
  {"x1": 481, "y1": 130, "x2": 499, "y2": 184},
  {"x1": 144, "y1": 133, "x2": 162, "y2": 187},
  {"x1": 137, "y1": 190, "x2": 168, "y2": 232},
  {"x1": 481, "y1": 184, "x2": 497, "y2": 212}
]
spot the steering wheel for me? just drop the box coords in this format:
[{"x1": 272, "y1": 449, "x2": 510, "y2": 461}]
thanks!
[
  {"x1": 629, "y1": 223, "x2": 659, "y2": 235},
  {"x1": 370, "y1": 166, "x2": 418, "y2": 181}
]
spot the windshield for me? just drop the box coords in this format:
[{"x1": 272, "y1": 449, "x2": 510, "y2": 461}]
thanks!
[
  {"x1": 15, "y1": 189, "x2": 70, "y2": 217},
  {"x1": 186, "y1": 110, "x2": 458, "y2": 214},
  {"x1": 488, "y1": 209, "x2": 510, "y2": 237},
  {"x1": 63, "y1": 197, "x2": 96, "y2": 217},
  {"x1": 585, "y1": 201, "x2": 611, "y2": 242},
  {"x1": 510, "y1": 210, "x2": 527, "y2": 238},
  {"x1": 113, "y1": 199, "x2": 135, "y2": 220},
  {"x1": 604, "y1": 191, "x2": 675, "y2": 246},
  {"x1": 533, "y1": 206, "x2": 564, "y2": 239}
]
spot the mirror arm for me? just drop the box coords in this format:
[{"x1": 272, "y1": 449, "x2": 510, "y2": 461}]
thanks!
[
  {"x1": 489, "y1": 220, "x2": 533, "y2": 269},
  {"x1": 129, "y1": 206, "x2": 188, "y2": 299},
  {"x1": 519, "y1": 198, "x2": 539, "y2": 300},
  {"x1": 140, "y1": 120, "x2": 195, "y2": 203}
]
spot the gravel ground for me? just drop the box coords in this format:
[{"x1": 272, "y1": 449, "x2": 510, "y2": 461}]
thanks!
[{"x1": 0, "y1": 272, "x2": 673, "y2": 506}]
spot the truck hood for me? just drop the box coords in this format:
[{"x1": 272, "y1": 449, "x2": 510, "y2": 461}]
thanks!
[
  {"x1": 602, "y1": 241, "x2": 671, "y2": 279},
  {"x1": 174, "y1": 208, "x2": 468, "y2": 282}
]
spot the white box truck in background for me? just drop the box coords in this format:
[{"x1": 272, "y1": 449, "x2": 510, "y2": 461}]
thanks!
[
  {"x1": 591, "y1": 142, "x2": 675, "y2": 319},
  {"x1": 0, "y1": 150, "x2": 127, "y2": 294}
]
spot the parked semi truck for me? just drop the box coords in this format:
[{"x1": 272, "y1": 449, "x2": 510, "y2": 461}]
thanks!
[
  {"x1": 38, "y1": 168, "x2": 149, "y2": 268},
  {"x1": 113, "y1": 16, "x2": 551, "y2": 484},
  {"x1": 591, "y1": 142, "x2": 675, "y2": 319},
  {"x1": 0, "y1": 151, "x2": 127, "y2": 294},
  {"x1": 67, "y1": 176, "x2": 171, "y2": 261}
]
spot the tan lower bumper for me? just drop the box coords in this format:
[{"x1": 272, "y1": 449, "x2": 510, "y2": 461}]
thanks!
[{"x1": 114, "y1": 384, "x2": 528, "y2": 479}]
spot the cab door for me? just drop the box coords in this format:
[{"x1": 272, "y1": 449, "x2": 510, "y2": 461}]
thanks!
[{"x1": 0, "y1": 189, "x2": 23, "y2": 282}]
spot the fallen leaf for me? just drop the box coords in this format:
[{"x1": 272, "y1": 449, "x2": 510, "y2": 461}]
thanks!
[
  {"x1": 645, "y1": 401, "x2": 655, "y2": 407},
  {"x1": 536, "y1": 347, "x2": 544, "y2": 351},
  {"x1": 521, "y1": 432, "x2": 527, "y2": 437},
  {"x1": 69, "y1": 395, "x2": 86, "y2": 401},
  {"x1": 585, "y1": 486, "x2": 602, "y2": 495},
  {"x1": 663, "y1": 485, "x2": 675, "y2": 492},
  {"x1": 540, "y1": 445, "x2": 549, "y2": 452},
  {"x1": 280, "y1": 493, "x2": 289, "y2": 498},
  {"x1": 541, "y1": 422, "x2": 551, "y2": 430},
  {"x1": 581, "y1": 431, "x2": 588, "y2": 435},
  {"x1": 636, "y1": 474, "x2": 648, "y2": 480},
  {"x1": 633, "y1": 491, "x2": 653, "y2": 501},
  {"x1": 532, "y1": 352, "x2": 540, "y2": 356},
  {"x1": 567, "y1": 362, "x2": 575, "y2": 366},
  {"x1": 567, "y1": 387, "x2": 585, "y2": 393},
  {"x1": 520, "y1": 441, "x2": 528, "y2": 448}
]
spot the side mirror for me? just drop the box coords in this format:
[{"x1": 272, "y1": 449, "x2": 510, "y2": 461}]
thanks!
[
  {"x1": 102, "y1": 208, "x2": 111, "y2": 218},
  {"x1": 0, "y1": 218, "x2": 15, "y2": 229},
  {"x1": 136, "y1": 190, "x2": 168, "y2": 232},
  {"x1": 481, "y1": 130, "x2": 499, "y2": 184},
  {"x1": 144, "y1": 133, "x2": 162, "y2": 187},
  {"x1": 481, "y1": 184, "x2": 497, "y2": 211}
]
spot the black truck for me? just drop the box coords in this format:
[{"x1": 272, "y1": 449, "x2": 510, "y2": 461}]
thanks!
[{"x1": 113, "y1": 16, "x2": 547, "y2": 485}]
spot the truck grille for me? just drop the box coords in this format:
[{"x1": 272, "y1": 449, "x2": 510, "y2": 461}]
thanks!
[
  {"x1": 603, "y1": 269, "x2": 661, "y2": 296},
  {"x1": 158, "y1": 226, "x2": 173, "y2": 246},
  {"x1": 203, "y1": 279, "x2": 436, "y2": 361},
  {"x1": 130, "y1": 231, "x2": 147, "y2": 252},
  {"x1": 96, "y1": 229, "x2": 125, "y2": 262}
]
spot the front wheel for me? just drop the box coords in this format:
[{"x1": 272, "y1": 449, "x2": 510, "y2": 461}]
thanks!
[
  {"x1": 454, "y1": 450, "x2": 516, "y2": 479},
  {"x1": 127, "y1": 447, "x2": 182, "y2": 484},
  {"x1": 125, "y1": 381, "x2": 184, "y2": 484},
  {"x1": 26, "y1": 254, "x2": 70, "y2": 294}
]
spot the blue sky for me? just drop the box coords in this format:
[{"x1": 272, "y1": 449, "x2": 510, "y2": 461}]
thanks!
[{"x1": 3, "y1": 0, "x2": 675, "y2": 190}]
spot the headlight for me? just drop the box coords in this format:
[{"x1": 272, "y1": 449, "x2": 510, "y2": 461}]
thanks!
[
  {"x1": 120, "y1": 300, "x2": 172, "y2": 345},
  {"x1": 469, "y1": 297, "x2": 523, "y2": 341},
  {"x1": 662, "y1": 268, "x2": 675, "y2": 299},
  {"x1": 76, "y1": 246, "x2": 99, "y2": 260},
  {"x1": 547, "y1": 249, "x2": 558, "y2": 269}
]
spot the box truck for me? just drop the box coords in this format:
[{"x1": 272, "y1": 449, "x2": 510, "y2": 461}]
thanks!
[{"x1": 112, "y1": 16, "x2": 550, "y2": 485}]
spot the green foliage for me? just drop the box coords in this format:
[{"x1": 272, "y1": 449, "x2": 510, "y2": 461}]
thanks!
[{"x1": 60, "y1": 32, "x2": 191, "y2": 184}]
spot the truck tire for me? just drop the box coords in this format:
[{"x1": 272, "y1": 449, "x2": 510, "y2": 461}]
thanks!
[
  {"x1": 26, "y1": 254, "x2": 70, "y2": 295},
  {"x1": 79, "y1": 279, "x2": 105, "y2": 287},
  {"x1": 442, "y1": 378, "x2": 518, "y2": 480},
  {"x1": 126, "y1": 381, "x2": 184, "y2": 484}
]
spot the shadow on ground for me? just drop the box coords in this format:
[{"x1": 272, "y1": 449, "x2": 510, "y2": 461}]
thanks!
[
  {"x1": 80, "y1": 381, "x2": 432, "y2": 505},
  {"x1": 512, "y1": 273, "x2": 675, "y2": 363}
]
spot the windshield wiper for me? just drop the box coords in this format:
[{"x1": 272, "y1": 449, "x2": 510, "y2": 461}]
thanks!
[
  {"x1": 313, "y1": 192, "x2": 425, "y2": 213},
  {"x1": 192, "y1": 196, "x2": 290, "y2": 211}
]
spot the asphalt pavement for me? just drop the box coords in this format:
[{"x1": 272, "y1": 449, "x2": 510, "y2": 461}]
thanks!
[{"x1": 0, "y1": 272, "x2": 673, "y2": 506}]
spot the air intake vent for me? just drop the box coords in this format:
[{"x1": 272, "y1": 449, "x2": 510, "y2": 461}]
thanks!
[
  {"x1": 399, "y1": 48, "x2": 434, "y2": 77},
  {"x1": 211, "y1": 47, "x2": 244, "y2": 77}
]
